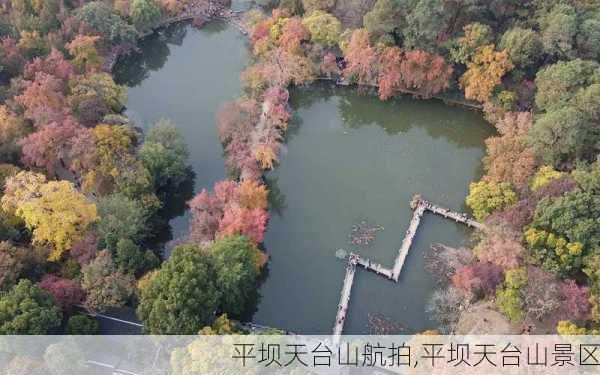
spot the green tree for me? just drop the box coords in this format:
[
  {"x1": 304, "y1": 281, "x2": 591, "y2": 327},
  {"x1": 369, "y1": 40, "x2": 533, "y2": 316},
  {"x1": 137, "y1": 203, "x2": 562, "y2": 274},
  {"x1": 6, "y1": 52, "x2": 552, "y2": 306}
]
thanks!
[
  {"x1": 68, "y1": 73, "x2": 127, "y2": 114},
  {"x1": 499, "y1": 27, "x2": 542, "y2": 68},
  {"x1": 496, "y1": 285, "x2": 523, "y2": 323},
  {"x1": 539, "y1": 3, "x2": 578, "y2": 59},
  {"x1": 531, "y1": 61, "x2": 599, "y2": 165},
  {"x1": 532, "y1": 191, "x2": 600, "y2": 250},
  {"x1": 534, "y1": 59, "x2": 599, "y2": 112},
  {"x1": 362, "y1": 0, "x2": 401, "y2": 40},
  {"x1": 401, "y1": 0, "x2": 448, "y2": 52},
  {"x1": 525, "y1": 227, "x2": 583, "y2": 277},
  {"x1": 530, "y1": 107, "x2": 596, "y2": 167},
  {"x1": 573, "y1": 159, "x2": 600, "y2": 193},
  {"x1": 114, "y1": 238, "x2": 159, "y2": 276},
  {"x1": 81, "y1": 250, "x2": 134, "y2": 311},
  {"x1": 575, "y1": 82, "x2": 600, "y2": 122},
  {"x1": 137, "y1": 244, "x2": 220, "y2": 334},
  {"x1": 0, "y1": 279, "x2": 61, "y2": 334},
  {"x1": 302, "y1": 11, "x2": 341, "y2": 46},
  {"x1": 97, "y1": 193, "x2": 149, "y2": 251},
  {"x1": 450, "y1": 22, "x2": 493, "y2": 65},
  {"x1": 75, "y1": 1, "x2": 137, "y2": 45},
  {"x1": 139, "y1": 119, "x2": 189, "y2": 189},
  {"x1": 210, "y1": 236, "x2": 259, "y2": 316},
  {"x1": 577, "y1": 15, "x2": 600, "y2": 60},
  {"x1": 130, "y1": 0, "x2": 162, "y2": 32},
  {"x1": 66, "y1": 314, "x2": 99, "y2": 334}
]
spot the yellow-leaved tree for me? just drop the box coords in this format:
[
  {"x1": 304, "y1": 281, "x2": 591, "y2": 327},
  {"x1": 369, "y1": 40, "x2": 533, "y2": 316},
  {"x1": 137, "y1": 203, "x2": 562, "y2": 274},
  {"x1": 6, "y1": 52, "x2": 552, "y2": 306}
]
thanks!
[
  {"x1": 460, "y1": 45, "x2": 513, "y2": 103},
  {"x1": 1, "y1": 171, "x2": 97, "y2": 260},
  {"x1": 465, "y1": 180, "x2": 516, "y2": 221}
]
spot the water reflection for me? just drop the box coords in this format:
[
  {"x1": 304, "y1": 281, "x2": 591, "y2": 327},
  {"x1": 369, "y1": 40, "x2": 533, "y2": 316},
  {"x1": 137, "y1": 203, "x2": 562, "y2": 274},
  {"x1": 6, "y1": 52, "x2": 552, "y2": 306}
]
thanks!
[
  {"x1": 264, "y1": 176, "x2": 287, "y2": 217},
  {"x1": 114, "y1": 22, "x2": 189, "y2": 87},
  {"x1": 141, "y1": 170, "x2": 195, "y2": 251}
]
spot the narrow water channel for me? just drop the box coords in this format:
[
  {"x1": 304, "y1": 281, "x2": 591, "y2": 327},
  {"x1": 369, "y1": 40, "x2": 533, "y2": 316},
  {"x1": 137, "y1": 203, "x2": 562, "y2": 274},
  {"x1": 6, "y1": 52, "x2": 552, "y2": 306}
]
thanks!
[
  {"x1": 115, "y1": 23, "x2": 494, "y2": 334},
  {"x1": 114, "y1": 21, "x2": 247, "y2": 239}
]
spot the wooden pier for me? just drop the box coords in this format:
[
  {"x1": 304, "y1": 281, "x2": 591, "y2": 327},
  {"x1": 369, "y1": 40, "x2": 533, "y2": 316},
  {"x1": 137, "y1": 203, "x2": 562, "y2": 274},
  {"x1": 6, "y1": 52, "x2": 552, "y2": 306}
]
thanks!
[
  {"x1": 422, "y1": 200, "x2": 485, "y2": 230},
  {"x1": 332, "y1": 254, "x2": 358, "y2": 349},
  {"x1": 355, "y1": 256, "x2": 394, "y2": 280},
  {"x1": 392, "y1": 202, "x2": 426, "y2": 281},
  {"x1": 331, "y1": 195, "x2": 483, "y2": 342}
]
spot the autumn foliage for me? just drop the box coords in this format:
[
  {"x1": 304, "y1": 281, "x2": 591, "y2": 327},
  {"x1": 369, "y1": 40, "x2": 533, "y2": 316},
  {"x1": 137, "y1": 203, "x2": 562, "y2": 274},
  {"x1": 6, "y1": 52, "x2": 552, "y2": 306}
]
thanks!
[
  {"x1": 343, "y1": 29, "x2": 378, "y2": 86},
  {"x1": 460, "y1": 45, "x2": 513, "y2": 103},
  {"x1": 1, "y1": 171, "x2": 97, "y2": 261},
  {"x1": 452, "y1": 262, "x2": 503, "y2": 299},
  {"x1": 188, "y1": 180, "x2": 269, "y2": 245},
  {"x1": 377, "y1": 46, "x2": 403, "y2": 100},
  {"x1": 482, "y1": 111, "x2": 536, "y2": 187},
  {"x1": 39, "y1": 275, "x2": 85, "y2": 312}
]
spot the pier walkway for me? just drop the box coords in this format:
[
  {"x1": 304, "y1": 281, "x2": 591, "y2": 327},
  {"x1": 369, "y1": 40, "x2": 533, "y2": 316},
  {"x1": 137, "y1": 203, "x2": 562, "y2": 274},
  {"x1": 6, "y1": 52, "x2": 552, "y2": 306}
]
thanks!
[
  {"x1": 332, "y1": 195, "x2": 483, "y2": 344},
  {"x1": 332, "y1": 254, "x2": 358, "y2": 349},
  {"x1": 422, "y1": 200, "x2": 485, "y2": 230},
  {"x1": 391, "y1": 202, "x2": 426, "y2": 281},
  {"x1": 355, "y1": 256, "x2": 394, "y2": 280}
]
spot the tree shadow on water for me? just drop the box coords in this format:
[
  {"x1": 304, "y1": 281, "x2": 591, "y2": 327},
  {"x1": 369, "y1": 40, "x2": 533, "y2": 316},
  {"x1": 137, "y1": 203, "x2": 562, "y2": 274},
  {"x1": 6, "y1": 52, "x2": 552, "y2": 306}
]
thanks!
[
  {"x1": 145, "y1": 169, "x2": 195, "y2": 249},
  {"x1": 113, "y1": 22, "x2": 193, "y2": 87},
  {"x1": 264, "y1": 176, "x2": 287, "y2": 217}
]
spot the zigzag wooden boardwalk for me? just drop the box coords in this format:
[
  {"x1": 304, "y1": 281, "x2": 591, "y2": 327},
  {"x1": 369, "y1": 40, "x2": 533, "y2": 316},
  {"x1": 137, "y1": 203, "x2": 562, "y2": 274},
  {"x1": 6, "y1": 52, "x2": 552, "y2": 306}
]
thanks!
[{"x1": 332, "y1": 194, "x2": 483, "y2": 344}]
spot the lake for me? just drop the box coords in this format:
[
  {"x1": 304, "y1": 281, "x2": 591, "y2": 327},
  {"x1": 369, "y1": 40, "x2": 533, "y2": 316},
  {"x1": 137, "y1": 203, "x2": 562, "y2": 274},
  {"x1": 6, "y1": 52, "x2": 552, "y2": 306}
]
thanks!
[{"x1": 115, "y1": 23, "x2": 494, "y2": 334}]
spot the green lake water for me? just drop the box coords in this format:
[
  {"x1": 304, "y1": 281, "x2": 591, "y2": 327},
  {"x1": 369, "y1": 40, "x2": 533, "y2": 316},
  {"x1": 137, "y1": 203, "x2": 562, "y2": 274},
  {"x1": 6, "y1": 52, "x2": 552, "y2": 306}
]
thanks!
[{"x1": 115, "y1": 23, "x2": 494, "y2": 334}]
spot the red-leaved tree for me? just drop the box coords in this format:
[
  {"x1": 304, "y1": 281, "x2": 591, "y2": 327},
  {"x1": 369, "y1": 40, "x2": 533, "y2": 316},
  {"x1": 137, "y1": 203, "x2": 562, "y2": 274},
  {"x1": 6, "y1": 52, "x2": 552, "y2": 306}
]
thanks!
[
  {"x1": 218, "y1": 206, "x2": 268, "y2": 244},
  {"x1": 188, "y1": 180, "x2": 269, "y2": 245},
  {"x1": 343, "y1": 29, "x2": 377, "y2": 86},
  {"x1": 279, "y1": 17, "x2": 309, "y2": 53},
  {"x1": 399, "y1": 50, "x2": 453, "y2": 98},
  {"x1": 39, "y1": 275, "x2": 85, "y2": 312},
  {"x1": 19, "y1": 117, "x2": 84, "y2": 174},
  {"x1": 23, "y1": 48, "x2": 74, "y2": 82},
  {"x1": 452, "y1": 262, "x2": 503, "y2": 299},
  {"x1": 474, "y1": 225, "x2": 524, "y2": 270},
  {"x1": 560, "y1": 279, "x2": 590, "y2": 320},
  {"x1": 377, "y1": 46, "x2": 403, "y2": 100},
  {"x1": 321, "y1": 52, "x2": 339, "y2": 77},
  {"x1": 15, "y1": 72, "x2": 70, "y2": 127}
]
